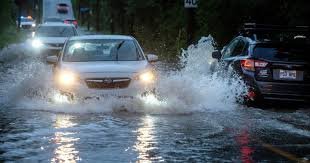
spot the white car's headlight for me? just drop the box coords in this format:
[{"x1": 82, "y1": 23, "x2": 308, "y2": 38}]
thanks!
[
  {"x1": 32, "y1": 39, "x2": 44, "y2": 48},
  {"x1": 137, "y1": 71, "x2": 156, "y2": 84},
  {"x1": 32, "y1": 23, "x2": 36, "y2": 27},
  {"x1": 56, "y1": 70, "x2": 78, "y2": 87}
]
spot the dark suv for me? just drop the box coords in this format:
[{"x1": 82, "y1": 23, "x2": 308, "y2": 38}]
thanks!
[{"x1": 212, "y1": 23, "x2": 310, "y2": 104}]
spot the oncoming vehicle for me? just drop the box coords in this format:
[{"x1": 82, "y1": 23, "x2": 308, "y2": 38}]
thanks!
[
  {"x1": 31, "y1": 23, "x2": 78, "y2": 56},
  {"x1": 18, "y1": 16, "x2": 36, "y2": 29},
  {"x1": 43, "y1": 17, "x2": 78, "y2": 28},
  {"x1": 212, "y1": 23, "x2": 310, "y2": 105},
  {"x1": 57, "y1": 3, "x2": 69, "y2": 14},
  {"x1": 46, "y1": 35, "x2": 159, "y2": 100}
]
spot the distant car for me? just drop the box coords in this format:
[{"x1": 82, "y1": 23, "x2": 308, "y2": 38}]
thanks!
[
  {"x1": 46, "y1": 35, "x2": 159, "y2": 100},
  {"x1": 64, "y1": 19, "x2": 78, "y2": 28},
  {"x1": 212, "y1": 23, "x2": 310, "y2": 105},
  {"x1": 43, "y1": 17, "x2": 77, "y2": 28},
  {"x1": 18, "y1": 16, "x2": 36, "y2": 29},
  {"x1": 31, "y1": 23, "x2": 78, "y2": 56},
  {"x1": 57, "y1": 3, "x2": 69, "y2": 14}
]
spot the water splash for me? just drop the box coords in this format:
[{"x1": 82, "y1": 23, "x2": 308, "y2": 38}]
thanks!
[{"x1": 154, "y1": 36, "x2": 247, "y2": 112}]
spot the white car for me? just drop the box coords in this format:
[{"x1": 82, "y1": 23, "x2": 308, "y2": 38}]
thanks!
[
  {"x1": 46, "y1": 35, "x2": 158, "y2": 99},
  {"x1": 31, "y1": 23, "x2": 78, "y2": 56},
  {"x1": 18, "y1": 16, "x2": 36, "y2": 29}
]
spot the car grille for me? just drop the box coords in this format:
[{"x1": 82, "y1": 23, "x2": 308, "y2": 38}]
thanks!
[
  {"x1": 85, "y1": 78, "x2": 131, "y2": 89},
  {"x1": 21, "y1": 25, "x2": 31, "y2": 29}
]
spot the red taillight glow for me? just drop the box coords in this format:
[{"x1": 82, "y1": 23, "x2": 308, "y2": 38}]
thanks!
[
  {"x1": 247, "y1": 90, "x2": 256, "y2": 101},
  {"x1": 73, "y1": 21, "x2": 78, "y2": 25},
  {"x1": 64, "y1": 20, "x2": 69, "y2": 24},
  {"x1": 241, "y1": 59, "x2": 268, "y2": 71},
  {"x1": 241, "y1": 59, "x2": 255, "y2": 71}
]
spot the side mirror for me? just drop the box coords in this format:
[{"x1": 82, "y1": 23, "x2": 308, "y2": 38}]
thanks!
[
  {"x1": 147, "y1": 54, "x2": 158, "y2": 62},
  {"x1": 46, "y1": 55, "x2": 58, "y2": 65},
  {"x1": 212, "y1": 50, "x2": 222, "y2": 60}
]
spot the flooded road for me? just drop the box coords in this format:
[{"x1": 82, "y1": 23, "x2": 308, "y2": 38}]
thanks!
[
  {"x1": 0, "y1": 38, "x2": 309, "y2": 162},
  {"x1": 1, "y1": 107, "x2": 309, "y2": 162}
]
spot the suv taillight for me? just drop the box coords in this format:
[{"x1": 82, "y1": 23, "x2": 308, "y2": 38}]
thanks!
[
  {"x1": 64, "y1": 20, "x2": 69, "y2": 24},
  {"x1": 241, "y1": 59, "x2": 268, "y2": 71}
]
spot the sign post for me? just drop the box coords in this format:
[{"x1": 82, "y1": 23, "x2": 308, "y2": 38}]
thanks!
[
  {"x1": 184, "y1": 0, "x2": 198, "y2": 45},
  {"x1": 184, "y1": 0, "x2": 198, "y2": 8}
]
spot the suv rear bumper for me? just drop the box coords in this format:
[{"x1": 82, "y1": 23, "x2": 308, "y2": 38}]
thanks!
[{"x1": 255, "y1": 81, "x2": 310, "y2": 102}]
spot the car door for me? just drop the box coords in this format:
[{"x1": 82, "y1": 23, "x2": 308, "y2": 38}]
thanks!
[
  {"x1": 220, "y1": 37, "x2": 247, "y2": 72},
  {"x1": 220, "y1": 38, "x2": 239, "y2": 68}
]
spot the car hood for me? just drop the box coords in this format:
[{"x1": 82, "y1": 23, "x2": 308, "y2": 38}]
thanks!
[
  {"x1": 21, "y1": 22, "x2": 34, "y2": 25},
  {"x1": 36, "y1": 37, "x2": 67, "y2": 44},
  {"x1": 61, "y1": 61, "x2": 150, "y2": 74}
]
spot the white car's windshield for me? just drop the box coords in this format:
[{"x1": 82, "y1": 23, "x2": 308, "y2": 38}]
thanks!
[
  {"x1": 63, "y1": 39, "x2": 144, "y2": 62},
  {"x1": 21, "y1": 18, "x2": 33, "y2": 22},
  {"x1": 36, "y1": 26, "x2": 76, "y2": 37}
]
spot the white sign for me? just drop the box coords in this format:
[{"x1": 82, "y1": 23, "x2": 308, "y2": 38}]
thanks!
[{"x1": 184, "y1": 0, "x2": 198, "y2": 8}]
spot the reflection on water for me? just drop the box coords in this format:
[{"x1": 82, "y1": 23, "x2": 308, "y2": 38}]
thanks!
[
  {"x1": 52, "y1": 115, "x2": 81, "y2": 163},
  {"x1": 54, "y1": 115, "x2": 77, "y2": 129},
  {"x1": 134, "y1": 116, "x2": 163, "y2": 162},
  {"x1": 236, "y1": 130, "x2": 254, "y2": 163}
]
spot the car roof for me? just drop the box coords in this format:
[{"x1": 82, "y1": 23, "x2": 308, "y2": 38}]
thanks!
[
  {"x1": 242, "y1": 35, "x2": 310, "y2": 45},
  {"x1": 69, "y1": 35, "x2": 134, "y2": 41},
  {"x1": 39, "y1": 22, "x2": 74, "y2": 27}
]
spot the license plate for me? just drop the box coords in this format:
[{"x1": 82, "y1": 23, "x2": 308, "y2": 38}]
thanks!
[{"x1": 279, "y1": 70, "x2": 297, "y2": 79}]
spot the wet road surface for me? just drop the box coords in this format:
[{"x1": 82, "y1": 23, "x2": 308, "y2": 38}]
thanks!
[{"x1": 0, "y1": 107, "x2": 309, "y2": 162}]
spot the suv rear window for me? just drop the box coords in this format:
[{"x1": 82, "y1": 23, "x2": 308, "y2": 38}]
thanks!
[{"x1": 253, "y1": 43, "x2": 310, "y2": 62}]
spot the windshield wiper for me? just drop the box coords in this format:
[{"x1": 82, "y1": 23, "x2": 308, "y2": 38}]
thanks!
[{"x1": 116, "y1": 41, "x2": 125, "y2": 61}]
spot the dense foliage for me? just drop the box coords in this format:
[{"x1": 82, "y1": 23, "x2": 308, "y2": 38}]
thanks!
[
  {"x1": 196, "y1": 0, "x2": 310, "y2": 45},
  {"x1": 2, "y1": 0, "x2": 309, "y2": 56},
  {"x1": 0, "y1": 1, "x2": 13, "y2": 31},
  {"x1": 74, "y1": 0, "x2": 309, "y2": 59},
  {"x1": 0, "y1": 0, "x2": 18, "y2": 48}
]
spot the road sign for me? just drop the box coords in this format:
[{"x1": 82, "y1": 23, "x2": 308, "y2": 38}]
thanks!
[{"x1": 184, "y1": 0, "x2": 198, "y2": 8}]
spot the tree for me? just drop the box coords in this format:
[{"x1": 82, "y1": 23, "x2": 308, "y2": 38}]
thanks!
[
  {"x1": 1, "y1": 0, "x2": 14, "y2": 32},
  {"x1": 74, "y1": 0, "x2": 310, "y2": 59}
]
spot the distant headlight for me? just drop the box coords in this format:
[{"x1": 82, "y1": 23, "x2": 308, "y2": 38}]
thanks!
[
  {"x1": 138, "y1": 71, "x2": 156, "y2": 84},
  {"x1": 32, "y1": 39, "x2": 44, "y2": 48},
  {"x1": 32, "y1": 23, "x2": 36, "y2": 27},
  {"x1": 56, "y1": 70, "x2": 78, "y2": 87}
]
